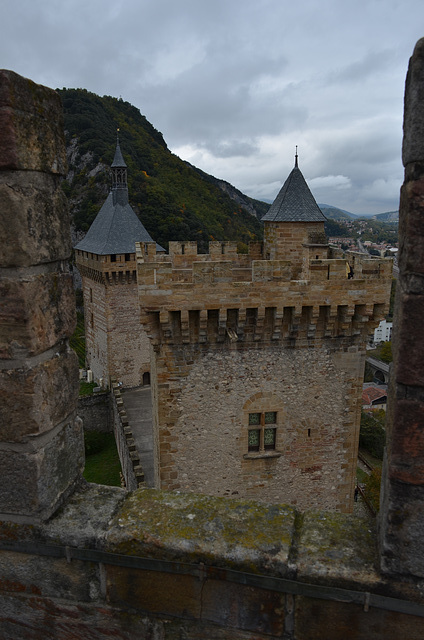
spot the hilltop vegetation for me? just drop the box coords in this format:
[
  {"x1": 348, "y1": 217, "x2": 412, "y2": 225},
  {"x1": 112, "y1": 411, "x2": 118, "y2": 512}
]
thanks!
[{"x1": 58, "y1": 89, "x2": 263, "y2": 252}]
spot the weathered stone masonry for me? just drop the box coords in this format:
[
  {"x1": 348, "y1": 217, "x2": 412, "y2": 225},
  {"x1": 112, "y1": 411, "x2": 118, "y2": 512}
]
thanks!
[
  {"x1": 136, "y1": 238, "x2": 392, "y2": 512},
  {"x1": 77, "y1": 251, "x2": 151, "y2": 387},
  {"x1": 2, "y1": 41, "x2": 424, "y2": 638},
  {"x1": 0, "y1": 69, "x2": 84, "y2": 523}
]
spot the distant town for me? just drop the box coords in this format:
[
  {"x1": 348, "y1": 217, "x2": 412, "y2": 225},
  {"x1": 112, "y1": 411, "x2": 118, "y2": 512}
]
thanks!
[{"x1": 325, "y1": 213, "x2": 398, "y2": 259}]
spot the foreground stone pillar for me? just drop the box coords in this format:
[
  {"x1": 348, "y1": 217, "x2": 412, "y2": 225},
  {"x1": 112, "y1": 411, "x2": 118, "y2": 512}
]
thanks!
[
  {"x1": 0, "y1": 70, "x2": 84, "y2": 523},
  {"x1": 379, "y1": 39, "x2": 424, "y2": 577}
]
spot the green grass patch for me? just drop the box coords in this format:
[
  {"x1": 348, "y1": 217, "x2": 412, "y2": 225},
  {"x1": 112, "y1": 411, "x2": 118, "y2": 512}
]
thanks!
[
  {"x1": 79, "y1": 380, "x2": 96, "y2": 396},
  {"x1": 83, "y1": 431, "x2": 122, "y2": 487},
  {"x1": 356, "y1": 467, "x2": 368, "y2": 484},
  {"x1": 358, "y1": 447, "x2": 383, "y2": 470}
]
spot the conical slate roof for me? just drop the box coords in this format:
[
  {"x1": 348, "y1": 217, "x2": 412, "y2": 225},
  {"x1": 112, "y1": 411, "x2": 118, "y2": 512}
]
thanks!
[
  {"x1": 75, "y1": 139, "x2": 164, "y2": 255},
  {"x1": 74, "y1": 192, "x2": 162, "y2": 255},
  {"x1": 111, "y1": 140, "x2": 127, "y2": 168},
  {"x1": 262, "y1": 160, "x2": 326, "y2": 223}
]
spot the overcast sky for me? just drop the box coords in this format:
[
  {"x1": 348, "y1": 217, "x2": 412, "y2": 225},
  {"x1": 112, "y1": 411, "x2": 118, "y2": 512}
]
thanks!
[{"x1": 1, "y1": 1, "x2": 423, "y2": 214}]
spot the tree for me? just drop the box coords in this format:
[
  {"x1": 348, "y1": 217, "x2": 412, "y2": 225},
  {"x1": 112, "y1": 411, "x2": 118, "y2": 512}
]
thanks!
[
  {"x1": 380, "y1": 341, "x2": 392, "y2": 363},
  {"x1": 359, "y1": 410, "x2": 386, "y2": 459}
]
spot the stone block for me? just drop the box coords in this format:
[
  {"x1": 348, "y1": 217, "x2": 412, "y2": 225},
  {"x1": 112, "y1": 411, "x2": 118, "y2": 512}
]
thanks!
[
  {"x1": 389, "y1": 398, "x2": 424, "y2": 484},
  {"x1": 106, "y1": 566, "x2": 202, "y2": 618},
  {"x1": 0, "y1": 551, "x2": 102, "y2": 602},
  {"x1": 294, "y1": 597, "x2": 424, "y2": 640},
  {"x1": 0, "y1": 347, "x2": 79, "y2": 442},
  {"x1": 0, "y1": 271, "x2": 76, "y2": 358},
  {"x1": 0, "y1": 592, "x2": 166, "y2": 639},
  {"x1": 296, "y1": 511, "x2": 379, "y2": 588},
  {"x1": 201, "y1": 577, "x2": 285, "y2": 635},
  {"x1": 41, "y1": 483, "x2": 126, "y2": 548},
  {"x1": 394, "y1": 293, "x2": 424, "y2": 387},
  {"x1": 0, "y1": 417, "x2": 84, "y2": 519},
  {"x1": 0, "y1": 172, "x2": 72, "y2": 267},
  {"x1": 402, "y1": 38, "x2": 424, "y2": 167},
  {"x1": 380, "y1": 438, "x2": 424, "y2": 579},
  {"x1": 398, "y1": 179, "x2": 424, "y2": 278},
  {"x1": 0, "y1": 69, "x2": 66, "y2": 174}
]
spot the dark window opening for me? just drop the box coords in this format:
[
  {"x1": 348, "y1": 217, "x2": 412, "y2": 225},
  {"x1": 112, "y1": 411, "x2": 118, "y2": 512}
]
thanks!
[
  {"x1": 125, "y1": 253, "x2": 131, "y2": 261},
  {"x1": 111, "y1": 254, "x2": 116, "y2": 262},
  {"x1": 264, "y1": 428, "x2": 276, "y2": 450},
  {"x1": 248, "y1": 429, "x2": 260, "y2": 452},
  {"x1": 248, "y1": 412, "x2": 277, "y2": 452},
  {"x1": 142, "y1": 372, "x2": 151, "y2": 386}
]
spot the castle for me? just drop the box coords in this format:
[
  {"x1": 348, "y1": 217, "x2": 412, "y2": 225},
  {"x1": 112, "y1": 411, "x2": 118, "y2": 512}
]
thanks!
[
  {"x1": 76, "y1": 148, "x2": 392, "y2": 512},
  {"x1": 2, "y1": 40, "x2": 424, "y2": 636}
]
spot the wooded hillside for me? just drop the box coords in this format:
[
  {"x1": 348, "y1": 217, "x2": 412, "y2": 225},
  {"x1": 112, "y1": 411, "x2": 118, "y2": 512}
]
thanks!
[{"x1": 59, "y1": 89, "x2": 265, "y2": 252}]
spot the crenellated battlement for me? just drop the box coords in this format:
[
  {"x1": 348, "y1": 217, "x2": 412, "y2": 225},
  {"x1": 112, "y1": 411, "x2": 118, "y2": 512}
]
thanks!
[
  {"x1": 136, "y1": 240, "x2": 393, "y2": 347},
  {"x1": 75, "y1": 249, "x2": 138, "y2": 284}
]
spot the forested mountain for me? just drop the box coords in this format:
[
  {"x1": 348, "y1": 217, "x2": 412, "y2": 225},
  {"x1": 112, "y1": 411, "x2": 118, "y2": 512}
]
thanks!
[
  {"x1": 319, "y1": 204, "x2": 399, "y2": 223},
  {"x1": 58, "y1": 89, "x2": 264, "y2": 252}
]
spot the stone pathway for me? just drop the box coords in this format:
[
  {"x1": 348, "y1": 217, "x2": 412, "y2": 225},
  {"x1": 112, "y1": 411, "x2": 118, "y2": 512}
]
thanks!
[{"x1": 121, "y1": 386, "x2": 155, "y2": 487}]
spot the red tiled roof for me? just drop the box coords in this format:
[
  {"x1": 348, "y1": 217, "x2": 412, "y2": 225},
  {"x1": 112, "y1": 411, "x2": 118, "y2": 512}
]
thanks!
[{"x1": 362, "y1": 387, "x2": 387, "y2": 405}]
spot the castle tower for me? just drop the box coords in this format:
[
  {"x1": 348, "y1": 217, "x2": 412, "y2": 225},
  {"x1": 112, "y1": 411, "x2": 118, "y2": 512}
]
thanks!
[
  {"x1": 262, "y1": 152, "x2": 328, "y2": 276},
  {"x1": 136, "y1": 158, "x2": 393, "y2": 512},
  {"x1": 75, "y1": 137, "x2": 163, "y2": 387}
]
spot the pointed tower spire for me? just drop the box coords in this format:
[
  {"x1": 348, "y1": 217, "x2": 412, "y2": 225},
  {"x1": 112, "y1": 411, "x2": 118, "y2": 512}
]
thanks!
[
  {"x1": 295, "y1": 145, "x2": 298, "y2": 168},
  {"x1": 110, "y1": 129, "x2": 128, "y2": 205}
]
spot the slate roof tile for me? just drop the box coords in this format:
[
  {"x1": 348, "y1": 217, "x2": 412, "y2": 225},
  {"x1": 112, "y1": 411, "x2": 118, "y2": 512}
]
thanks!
[{"x1": 262, "y1": 164, "x2": 326, "y2": 223}]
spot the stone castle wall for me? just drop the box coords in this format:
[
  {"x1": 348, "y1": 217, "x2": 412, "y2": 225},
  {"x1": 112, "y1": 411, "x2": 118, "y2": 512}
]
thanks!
[
  {"x1": 137, "y1": 237, "x2": 392, "y2": 512},
  {"x1": 159, "y1": 344, "x2": 364, "y2": 511},
  {"x1": 77, "y1": 392, "x2": 111, "y2": 432}
]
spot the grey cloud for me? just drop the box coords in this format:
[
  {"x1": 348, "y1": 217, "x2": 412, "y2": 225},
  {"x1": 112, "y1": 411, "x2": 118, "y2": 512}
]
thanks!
[{"x1": 1, "y1": 0, "x2": 422, "y2": 214}]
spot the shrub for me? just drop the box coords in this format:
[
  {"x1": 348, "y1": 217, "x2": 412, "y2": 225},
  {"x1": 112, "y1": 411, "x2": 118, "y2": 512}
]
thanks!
[
  {"x1": 359, "y1": 410, "x2": 386, "y2": 459},
  {"x1": 364, "y1": 467, "x2": 382, "y2": 512}
]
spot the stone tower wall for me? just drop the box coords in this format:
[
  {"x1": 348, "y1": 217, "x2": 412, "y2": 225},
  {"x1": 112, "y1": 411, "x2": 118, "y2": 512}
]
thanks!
[
  {"x1": 263, "y1": 220, "x2": 328, "y2": 277},
  {"x1": 154, "y1": 343, "x2": 364, "y2": 511},
  {"x1": 77, "y1": 250, "x2": 151, "y2": 387},
  {"x1": 136, "y1": 240, "x2": 392, "y2": 512}
]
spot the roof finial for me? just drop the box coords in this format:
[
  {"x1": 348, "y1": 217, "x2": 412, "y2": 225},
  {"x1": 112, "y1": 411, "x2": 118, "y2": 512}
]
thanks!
[
  {"x1": 295, "y1": 145, "x2": 298, "y2": 168},
  {"x1": 117, "y1": 127, "x2": 120, "y2": 144}
]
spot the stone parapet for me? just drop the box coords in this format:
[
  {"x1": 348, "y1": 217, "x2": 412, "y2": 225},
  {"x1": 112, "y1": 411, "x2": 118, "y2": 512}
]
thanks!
[
  {"x1": 75, "y1": 249, "x2": 138, "y2": 284},
  {"x1": 111, "y1": 382, "x2": 145, "y2": 490},
  {"x1": 1, "y1": 485, "x2": 424, "y2": 639}
]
